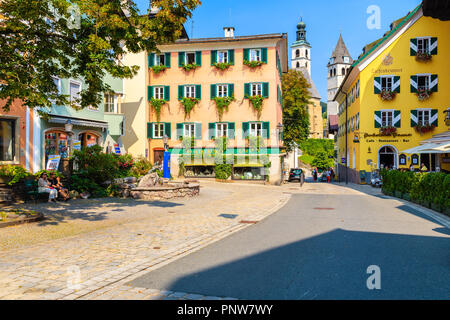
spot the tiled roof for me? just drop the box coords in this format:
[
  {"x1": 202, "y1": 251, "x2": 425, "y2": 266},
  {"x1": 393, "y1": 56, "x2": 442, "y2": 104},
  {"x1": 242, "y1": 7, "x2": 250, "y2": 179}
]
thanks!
[{"x1": 331, "y1": 34, "x2": 353, "y2": 64}]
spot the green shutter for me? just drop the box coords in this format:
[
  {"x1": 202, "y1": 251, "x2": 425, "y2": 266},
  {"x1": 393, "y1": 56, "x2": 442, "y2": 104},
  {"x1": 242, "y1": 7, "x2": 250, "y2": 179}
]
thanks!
[
  {"x1": 228, "y1": 49, "x2": 235, "y2": 65},
  {"x1": 430, "y1": 74, "x2": 438, "y2": 92},
  {"x1": 430, "y1": 37, "x2": 438, "y2": 55},
  {"x1": 147, "y1": 123, "x2": 153, "y2": 139},
  {"x1": 374, "y1": 111, "x2": 382, "y2": 128},
  {"x1": 374, "y1": 77, "x2": 381, "y2": 94},
  {"x1": 148, "y1": 86, "x2": 153, "y2": 100},
  {"x1": 431, "y1": 109, "x2": 438, "y2": 126},
  {"x1": 165, "y1": 53, "x2": 171, "y2": 68},
  {"x1": 148, "y1": 53, "x2": 155, "y2": 68},
  {"x1": 243, "y1": 48, "x2": 249, "y2": 62},
  {"x1": 411, "y1": 110, "x2": 418, "y2": 127},
  {"x1": 228, "y1": 122, "x2": 235, "y2": 139},
  {"x1": 262, "y1": 82, "x2": 269, "y2": 98},
  {"x1": 176, "y1": 123, "x2": 183, "y2": 139},
  {"x1": 261, "y1": 48, "x2": 268, "y2": 63},
  {"x1": 393, "y1": 76, "x2": 400, "y2": 93},
  {"x1": 164, "y1": 86, "x2": 170, "y2": 101},
  {"x1": 164, "y1": 123, "x2": 171, "y2": 138},
  {"x1": 178, "y1": 52, "x2": 185, "y2": 67},
  {"x1": 210, "y1": 84, "x2": 216, "y2": 99},
  {"x1": 211, "y1": 50, "x2": 217, "y2": 65},
  {"x1": 228, "y1": 84, "x2": 234, "y2": 97},
  {"x1": 178, "y1": 85, "x2": 184, "y2": 100},
  {"x1": 195, "y1": 85, "x2": 201, "y2": 99},
  {"x1": 195, "y1": 51, "x2": 202, "y2": 66},
  {"x1": 242, "y1": 122, "x2": 249, "y2": 139},
  {"x1": 262, "y1": 122, "x2": 270, "y2": 139},
  {"x1": 194, "y1": 123, "x2": 202, "y2": 140},
  {"x1": 244, "y1": 83, "x2": 250, "y2": 98},
  {"x1": 394, "y1": 110, "x2": 401, "y2": 128},
  {"x1": 410, "y1": 38, "x2": 417, "y2": 56},
  {"x1": 410, "y1": 75, "x2": 418, "y2": 93},
  {"x1": 208, "y1": 123, "x2": 215, "y2": 139}
]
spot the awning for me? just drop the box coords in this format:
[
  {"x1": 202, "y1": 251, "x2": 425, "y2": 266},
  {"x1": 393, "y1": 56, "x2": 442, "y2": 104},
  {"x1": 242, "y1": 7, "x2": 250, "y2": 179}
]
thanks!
[
  {"x1": 48, "y1": 115, "x2": 109, "y2": 129},
  {"x1": 402, "y1": 142, "x2": 450, "y2": 154},
  {"x1": 233, "y1": 163, "x2": 264, "y2": 168}
]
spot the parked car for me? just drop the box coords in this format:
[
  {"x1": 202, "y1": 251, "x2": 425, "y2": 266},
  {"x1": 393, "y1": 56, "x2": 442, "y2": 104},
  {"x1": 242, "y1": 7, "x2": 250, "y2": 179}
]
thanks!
[{"x1": 288, "y1": 168, "x2": 305, "y2": 185}]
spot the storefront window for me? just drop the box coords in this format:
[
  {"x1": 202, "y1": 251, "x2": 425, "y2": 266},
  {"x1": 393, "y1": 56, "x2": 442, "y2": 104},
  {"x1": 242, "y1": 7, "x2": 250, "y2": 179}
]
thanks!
[
  {"x1": 78, "y1": 132, "x2": 100, "y2": 148},
  {"x1": 0, "y1": 119, "x2": 15, "y2": 161},
  {"x1": 45, "y1": 131, "x2": 70, "y2": 158},
  {"x1": 232, "y1": 167, "x2": 266, "y2": 180}
]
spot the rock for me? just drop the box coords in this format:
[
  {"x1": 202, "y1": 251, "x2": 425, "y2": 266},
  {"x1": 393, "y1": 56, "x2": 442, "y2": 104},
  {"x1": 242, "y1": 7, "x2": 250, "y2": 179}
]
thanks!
[
  {"x1": 124, "y1": 177, "x2": 137, "y2": 184},
  {"x1": 138, "y1": 172, "x2": 163, "y2": 188}
]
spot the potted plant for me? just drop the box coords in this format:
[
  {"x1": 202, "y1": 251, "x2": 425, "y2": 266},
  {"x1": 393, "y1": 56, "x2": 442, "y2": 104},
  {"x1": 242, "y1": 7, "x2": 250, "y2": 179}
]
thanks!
[
  {"x1": 212, "y1": 95, "x2": 234, "y2": 121},
  {"x1": 181, "y1": 63, "x2": 199, "y2": 71},
  {"x1": 151, "y1": 65, "x2": 167, "y2": 74},
  {"x1": 414, "y1": 123, "x2": 436, "y2": 135},
  {"x1": 181, "y1": 97, "x2": 200, "y2": 119},
  {"x1": 246, "y1": 94, "x2": 265, "y2": 118},
  {"x1": 379, "y1": 126, "x2": 397, "y2": 136},
  {"x1": 415, "y1": 51, "x2": 432, "y2": 62},
  {"x1": 380, "y1": 90, "x2": 396, "y2": 101},
  {"x1": 212, "y1": 62, "x2": 232, "y2": 71},
  {"x1": 417, "y1": 88, "x2": 432, "y2": 101},
  {"x1": 243, "y1": 60, "x2": 265, "y2": 68}
]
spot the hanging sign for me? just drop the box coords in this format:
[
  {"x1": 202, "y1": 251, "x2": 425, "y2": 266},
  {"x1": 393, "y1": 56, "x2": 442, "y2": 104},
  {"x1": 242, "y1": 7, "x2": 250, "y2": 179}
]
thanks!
[
  {"x1": 114, "y1": 144, "x2": 121, "y2": 154},
  {"x1": 46, "y1": 155, "x2": 61, "y2": 171}
]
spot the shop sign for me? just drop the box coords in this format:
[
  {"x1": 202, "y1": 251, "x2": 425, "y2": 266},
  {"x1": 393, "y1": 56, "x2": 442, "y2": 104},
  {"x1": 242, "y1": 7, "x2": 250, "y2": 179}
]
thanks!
[
  {"x1": 399, "y1": 154, "x2": 407, "y2": 165},
  {"x1": 114, "y1": 144, "x2": 121, "y2": 154},
  {"x1": 73, "y1": 140, "x2": 82, "y2": 151},
  {"x1": 411, "y1": 154, "x2": 419, "y2": 165},
  {"x1": 46, "y1": 155, "x2": 61, "y2": 171},
  {"x1": 341, "y1": 157, "x2": 346, "y2": 164}
]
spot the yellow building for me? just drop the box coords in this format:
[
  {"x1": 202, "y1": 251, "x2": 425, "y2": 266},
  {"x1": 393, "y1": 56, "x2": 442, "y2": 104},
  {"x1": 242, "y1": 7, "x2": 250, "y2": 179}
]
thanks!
[
  {"x1": 334, "y1": 2, "x2": 450, "y2": 183},
  {"x1": 123, "y1": 28, "x2": 288, "y2": 184}
]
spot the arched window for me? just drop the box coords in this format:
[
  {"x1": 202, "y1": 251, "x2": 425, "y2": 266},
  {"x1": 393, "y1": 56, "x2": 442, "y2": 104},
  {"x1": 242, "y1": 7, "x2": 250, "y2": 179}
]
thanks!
[
  {"x1": 295, "y1": 49, "x2": 300, "y2": 58},
  {"x1": 305, "y1": 62, "x2": 308, "y2": 69},
  {"x1": 330, "y1": 69, "x2": 333, "y2": 77},
  {"x1": 296, "y1": 62, "x2": 300, "y2": 68},
  {"x1": 342, "y1": 68, "x2": 346, "y2": 76},
  {"x1": 45, "y1": 130, "x2": 70, "y2": 159},
  {"x1": 78, "y1": 131, "x2": 101, "y2": 148},
  {"x1": 333, "y1": 68, "x2": 336, "y2": 76},
  {"x1": 305, "y1": 49, "x2": 309, "y2": 58}
]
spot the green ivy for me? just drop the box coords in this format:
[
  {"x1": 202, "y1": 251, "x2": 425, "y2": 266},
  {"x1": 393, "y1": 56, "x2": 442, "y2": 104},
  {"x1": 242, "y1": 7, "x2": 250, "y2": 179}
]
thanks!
[
  {"x1": 181, "y1": 97, "x2": 200, "y2": 118},
  {"x1": 213, "y1": 62, "x2": 232, "y2": 70},
  {"x1": 151, "y1": 65, "x2": 167, "y2": 74},
  {"x1": 150, "y1": 98, "x2": 166, "y2": 122},
  {"x1": 212, "y1": 95, "x2": 234, "y2": 121},
  {"x1": 246, "y1": 94, "x2": 265, "y2": 118},
  {"x1": 181, "y1": 63, "x2": 199, "y2": 71},
  {"x1": 244, "y1": 60, "x2": 264, "y2": 68}
]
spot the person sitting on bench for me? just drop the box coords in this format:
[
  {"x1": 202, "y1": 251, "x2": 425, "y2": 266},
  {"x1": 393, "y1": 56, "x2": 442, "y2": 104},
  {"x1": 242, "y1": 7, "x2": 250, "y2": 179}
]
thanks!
[
  {"x1": 38, "y1": 172, "x2": 58, "y2": 203},
  {"x1": 48, "y1": 172, "x2": 69, "y2": 201}
]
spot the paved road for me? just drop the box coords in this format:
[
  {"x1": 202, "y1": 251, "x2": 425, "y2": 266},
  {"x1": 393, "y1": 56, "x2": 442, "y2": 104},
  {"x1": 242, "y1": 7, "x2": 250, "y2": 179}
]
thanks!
[{"x1": 129, "y1": 182, "x2": 450, "y2": 300}]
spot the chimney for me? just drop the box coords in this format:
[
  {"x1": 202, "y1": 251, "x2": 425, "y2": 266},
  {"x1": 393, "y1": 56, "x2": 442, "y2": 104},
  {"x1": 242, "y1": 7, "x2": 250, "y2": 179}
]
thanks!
[{"x1": 224, "y1": 27, "x2": 235, "y2": 38}]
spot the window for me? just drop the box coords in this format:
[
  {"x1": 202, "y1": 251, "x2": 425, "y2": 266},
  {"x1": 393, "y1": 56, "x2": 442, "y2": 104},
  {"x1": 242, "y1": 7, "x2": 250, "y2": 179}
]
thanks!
[
  {"x1": 45, "y1": 131, "x2": 70, "y2": 158},
  {"x1": 333, "y1": 68, "x2": 336, "y2": 76},
  {"x1": 249, "y1": 49, "x2": 261, "y2": 62},
  {"x1": 297, "y1": 62, "x2": 300, "y2": 68},
  {"x1": 69, "y1": 81, "x2": 81, "y2": 105},
  {"x1": 217, "y1": 51, "x2": 228, "y2": 63},
  {"x1": 417, "y1": 75, "x2": 430, "y2": 91},
  {"x1": 155, "y1": 54, "x2": 165, "y2": 66},
  {"x1": 342, "y1": 68, "x2": 346, "y2": 76},
  {"x1": 381, "y1": 111, "x2": 393, "y2": 127},
  {"x1": 216, "y1": 123, "x2": 228, "y2": 138},
  {"x1": 104, "y1": 93, "x2": 115, "y2": 113},
  {"x1": 185, "y1": 52, "x2": 196, "y2": 65},
  {"x1": 418, "y1": 109, "x2": 431, "y2": 125},
  {"x1": 305, "y1": 49, "x2": 309, "y2": 58},
  {"x1": 217, "y1": 84, "x2": 228, "y2": 98},
  {"x1": 344, "y1": 56, "x2": 350, "y2": 63},
  {"x1": 249, "y1": 122, "x2": 262, "y2": 137},
  {"x1": 154, "y1": 86, "x2": 164, "y2": 100},
  {"x1": 153, "y1": 123, "x2": 165, "y2": 138},
  {"x1": 184, "y1": 85, "x2": 196, "y2": 98},
  {"x1": 183, "y1": 123, "x2": 195, "y2": 137},
  {"x1": 417, "y1": 38, "x2": 430, "y2": 54},
  {"x1": 296, "y1": 49, "x2": 300, "y2": 58},
  {"x1": 381, "y1": 76, "x2": 393, "y2": 91},
  {"x1": 251, "y1": 83, "x2": 262, "y2": 96},
  {"x1": 0, "y1": 119, "x2": 15, "y2": 161}
]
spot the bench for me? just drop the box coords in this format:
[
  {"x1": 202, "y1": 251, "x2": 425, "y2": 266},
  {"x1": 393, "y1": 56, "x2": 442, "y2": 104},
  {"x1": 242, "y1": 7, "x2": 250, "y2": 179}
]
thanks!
[{"x1": 24, "y1": 179, "x2": 51, "y2": 203}]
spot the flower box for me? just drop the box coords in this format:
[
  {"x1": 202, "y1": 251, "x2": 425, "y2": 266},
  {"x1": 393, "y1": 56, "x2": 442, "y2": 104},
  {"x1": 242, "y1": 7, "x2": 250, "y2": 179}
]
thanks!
[
  {"x1": 379, "y1": 126, "x2": 397, "y2": 136},
  {"x1": 417, "y1": 88, "x2": 432, "y2": 101},
  {"x1": 415, "y1": 51, "x2": 432, "y2": 62},
  {"x1": 414, "y1": 124, "x2": 436, "y2": 134},
  {"x1": 380, "y1": 90, "x2": 396, "y2": 101}
]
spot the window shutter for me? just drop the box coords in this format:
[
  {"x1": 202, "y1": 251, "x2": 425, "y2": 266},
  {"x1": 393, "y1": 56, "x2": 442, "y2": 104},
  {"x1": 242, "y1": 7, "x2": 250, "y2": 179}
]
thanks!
[
  {"x1": 178, "y1": 85, "x2": 184, "y2": 100},
  {"x1": 431, "y1": 109, "x2": 438, "y2": 126},
  {"x1": 393, "y1": 76, "x2": 401, "y2": 93},
  {"x1": 195, "y1": 51, "x2": 202, "y2": 66},
  {"x1": 410, "y1": 110, "x2": 418, "y2": 127},
  {"x1": 261, "y1": 48, "x2": 268, "y2": 63},
  {"x1": 176, "y1": 123, "x2": 183, "y2": 139},
  {"x1": 243, "y1": 49, "x2": 249, "y2": 62},
  {"x1": 211, "y1": 50, "x2": 217, "y2": 65},
  {"x1": 228, "y1": 84, "x2": 234, "y2": 97},
  {"x1": 374, "y1": 77, "x2": 381, "y2": 94},
  {"x1": 149, "y1": 53, "x2": 155, "y2": 68},
  {"x1": 195, "y1": 85, "x2": 201, "y2": 99},
  {"x1": 242, "y1": 122, "x2": 249, "y2": 139},
  {"x1": 228, "y1": 49, "x2": 235, "y2": 65},
  {"x1": 208, "y1": 123, "x2": 215, "y2": 140},
  {"x1": 244, "y1": 83, "x2": 250, "y2": 98},
  {"x1": 165, "y1": 53, "x2": 171, "y2": 68},
  {"x1": 410, "y1": 75, "x2": 418, "y2": 93},
  {"x1": 228, "y1": 122, "x2": 235, "y2": 139},
  {"x1": 210, "y1": 84, "x2": 216, "y2": 99},
  {"x1": 147, "y1": 122, "x2": 153, "y2": 139},
  {"x1": 164, "y1": 86, "x2": 170, "y2": 101},
  {"x1": 164, "y1": 123, "x2": 171, "y2": 138},
  {"x1": 178, "y1": 52, "x2": 185, "y2": 67},
  {"x1": 262, "y1": 82, "x2": 269, "y2": 98},
  {"x1": 430, "y1": 74, "x2": 438, "y2": 92},
  {"x1": 374, "y1": 111, "x2": 382, "y2": 128},
  {"x1": 410, "y1": 38, "x2": 417, "y2": 56},
  {"x1": 430, "y1": 37, "x2": 438, "y2": 55},
  {"x1": 148, "y1": 86, "x2": 153, "y2": 100},
  {"x1": 194, "y1": 123, "x2": 202, "y2": 140},
  {"x1": 262, "y1": 121, "x2": 270, "y2": 139},
  {"x1": 394, "y1": 110, "x2": 401, "y2": 128}
]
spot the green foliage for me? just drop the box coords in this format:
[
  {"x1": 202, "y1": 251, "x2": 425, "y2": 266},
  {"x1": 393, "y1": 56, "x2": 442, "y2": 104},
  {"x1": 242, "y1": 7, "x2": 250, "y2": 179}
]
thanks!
[
  {"x1": 299, "y1": 154, "x2": 314, "y2": 165},
  {"x1": 0, "y1": 0, "x2": 200, "y2": 113},
  {"x1": 34, "y1": 169, "x2": 63, "y2": 179},
  {"x1": 212, "y1": 95, "x2": 234, "y2": 121},
  {"x1": 213, "y1": 62, "x2": 232, "y2": 70},
  {"x1": 281, "y1": 69, "x2": 311, "y2": 150},
  {"x1": 243, "y1": 60, "x2": 264, "y2": 68},
  {"x1": 181, "y1": 63, "x2": 200, "y2": 71},
  {"x1": 181, "y1": 97, "x2": 200, "y2": 118},
  {"x1": 299, "y1": 139, "x2": 334, "y2": 158},
  {"x1": 130, "y1": 156, "x2": 152, "y2": 178},
  {"x1": 150, "y1": 98, "x2": 166, "y2": 122},
  {"x1": 151, "y1": 65, "x2": 167, "y2": 74},
  {"x1": 215, "y1": 164, "x2": 232, "y2": 180},
  {"x1": 246, "y1": 95, "x2": 265, "y2": 118},
  {"x1": 0, "y1": 165, "x2": 32, "y2": 185},
  {"x1": 311, "y1": 151, "x2": 333, "y2": 169}
]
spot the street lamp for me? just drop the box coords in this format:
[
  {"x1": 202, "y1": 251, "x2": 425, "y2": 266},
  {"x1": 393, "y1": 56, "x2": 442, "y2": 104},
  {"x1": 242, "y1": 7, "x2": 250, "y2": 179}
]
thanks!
[{"x1": 65, "y1": 119, "x2": 73, "y2": 133}]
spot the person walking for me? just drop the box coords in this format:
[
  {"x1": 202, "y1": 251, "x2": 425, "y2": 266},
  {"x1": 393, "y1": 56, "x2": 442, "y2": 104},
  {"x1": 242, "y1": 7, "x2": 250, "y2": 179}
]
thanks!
[
  {"x1": 313, "y1": 167, "x2": 318, "y2": 182},
  {"x1": 326, "y1": 169, "x2": 331, "y2": 183},
  {"x1": 38, "y1": 172, "x2": 58, "y2": 203}
]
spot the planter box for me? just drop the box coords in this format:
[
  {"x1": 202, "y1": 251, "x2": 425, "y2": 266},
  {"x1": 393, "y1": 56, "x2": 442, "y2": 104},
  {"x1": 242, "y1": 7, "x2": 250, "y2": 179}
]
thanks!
[{"x1": 402, "y1": 193, "x2": 411, "y2": 201}]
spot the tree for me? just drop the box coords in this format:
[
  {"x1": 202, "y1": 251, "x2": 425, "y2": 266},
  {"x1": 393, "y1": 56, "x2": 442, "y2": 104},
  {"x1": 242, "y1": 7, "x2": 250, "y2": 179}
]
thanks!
[
  {"x1": 311, "y1": 151, "x2": 333, "y2": 170},
  {"x1": 0, "y1": 0, "x2": 200, "y2": 114},
  {"x1": 281, "y1": 69, "x2": 311, "y2": 151}
]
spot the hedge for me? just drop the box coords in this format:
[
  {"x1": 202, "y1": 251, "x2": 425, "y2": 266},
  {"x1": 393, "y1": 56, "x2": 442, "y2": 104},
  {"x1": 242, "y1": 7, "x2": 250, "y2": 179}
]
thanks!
[{"x1": 381, "y1": 170, "x2": 450, "y2": 215}]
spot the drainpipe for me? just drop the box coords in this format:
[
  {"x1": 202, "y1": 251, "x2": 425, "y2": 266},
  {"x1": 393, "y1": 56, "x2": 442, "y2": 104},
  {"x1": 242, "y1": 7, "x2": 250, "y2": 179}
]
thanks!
[{"x1": 345, "y1": 92, "x2": 348, "y2": 185}]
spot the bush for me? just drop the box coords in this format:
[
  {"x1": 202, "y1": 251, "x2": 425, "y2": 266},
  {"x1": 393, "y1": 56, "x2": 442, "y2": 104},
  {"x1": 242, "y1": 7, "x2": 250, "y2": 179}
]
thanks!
[
  {"x1": 0, "y1": 165, "x2": 32, "y2": 185},
  {"x1": 34, "y1": 169, "x2": 63, "y2": 179},
  {"x1": 215, "y1": 164, "x2": 232, "y2": 180},
  {"x1": 311, "y1": 151, "x2": 333, "y2": 169},
  {"x1": 131, "y1": 156, "x2": 152, "y2": 177}
]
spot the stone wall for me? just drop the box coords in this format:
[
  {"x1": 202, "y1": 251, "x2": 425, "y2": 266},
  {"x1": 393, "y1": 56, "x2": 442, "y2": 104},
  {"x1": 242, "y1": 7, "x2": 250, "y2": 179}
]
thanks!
[{"x1": 130, "y1": 183, "x2": 200, "y2": 201}]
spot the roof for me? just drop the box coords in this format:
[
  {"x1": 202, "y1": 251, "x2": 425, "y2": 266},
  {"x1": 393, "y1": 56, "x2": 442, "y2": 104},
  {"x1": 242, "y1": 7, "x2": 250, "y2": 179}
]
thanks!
[
  {"x1": 174, "y1": 33, "x2": 287, "y2": 45},
  {"x1": 423, "y1": 0, "x2": 450, "y2": 20},
  {"x1": 298, "y1": 67, "x2": 321, "y2": 100},
  {"x1": 328, "y1": 115, "x2": 339, "y2": 128},
  {"x1": 330, "y1": 34, "x2": 353, "y2": 64}
]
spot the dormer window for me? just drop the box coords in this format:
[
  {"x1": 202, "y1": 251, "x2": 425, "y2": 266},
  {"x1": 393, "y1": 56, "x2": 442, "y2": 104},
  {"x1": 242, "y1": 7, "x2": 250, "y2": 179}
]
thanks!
[{"x1": 343, "y1": 56, "x2": 350, "y2": 63}]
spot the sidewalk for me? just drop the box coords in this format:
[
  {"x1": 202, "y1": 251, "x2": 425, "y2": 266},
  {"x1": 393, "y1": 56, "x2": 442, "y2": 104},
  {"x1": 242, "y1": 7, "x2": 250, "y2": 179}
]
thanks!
[{"x1": 0, "y1": 181, "x2": 290, "y2": 300}]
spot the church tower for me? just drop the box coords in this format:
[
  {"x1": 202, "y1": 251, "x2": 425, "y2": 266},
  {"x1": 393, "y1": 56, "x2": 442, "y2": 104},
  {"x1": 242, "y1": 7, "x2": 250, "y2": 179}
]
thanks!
[
  {"x1": 291, "y1": 17, "x2": 311, "y2": 74},
  {"x1": 327, "y1": 34, "x2": 353, "y2": 117}
]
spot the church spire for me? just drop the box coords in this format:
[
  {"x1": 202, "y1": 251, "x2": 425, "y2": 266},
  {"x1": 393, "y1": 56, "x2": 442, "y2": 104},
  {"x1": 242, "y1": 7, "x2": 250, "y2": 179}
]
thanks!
[{"x1": 296, "y1": 16, "x2": 307, "y2": 42}]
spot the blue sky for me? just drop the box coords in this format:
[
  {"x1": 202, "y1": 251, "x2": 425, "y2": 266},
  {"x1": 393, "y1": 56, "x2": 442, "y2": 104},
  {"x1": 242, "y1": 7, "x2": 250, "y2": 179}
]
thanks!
[{"x1": 135, "y1": 0, "x2": 422, "y2": 102}]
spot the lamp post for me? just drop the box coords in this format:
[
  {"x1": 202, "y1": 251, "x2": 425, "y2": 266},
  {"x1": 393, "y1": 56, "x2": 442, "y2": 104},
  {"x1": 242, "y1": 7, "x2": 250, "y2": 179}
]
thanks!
[{"x1": 65, "y1": 119, "x2": 73, "y2": 133}]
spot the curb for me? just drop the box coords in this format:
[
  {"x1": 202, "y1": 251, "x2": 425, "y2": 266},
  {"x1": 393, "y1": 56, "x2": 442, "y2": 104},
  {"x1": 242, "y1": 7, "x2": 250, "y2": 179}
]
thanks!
[{"x1": 0, "y1": 213, "x2": 44, "y2": 229}]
